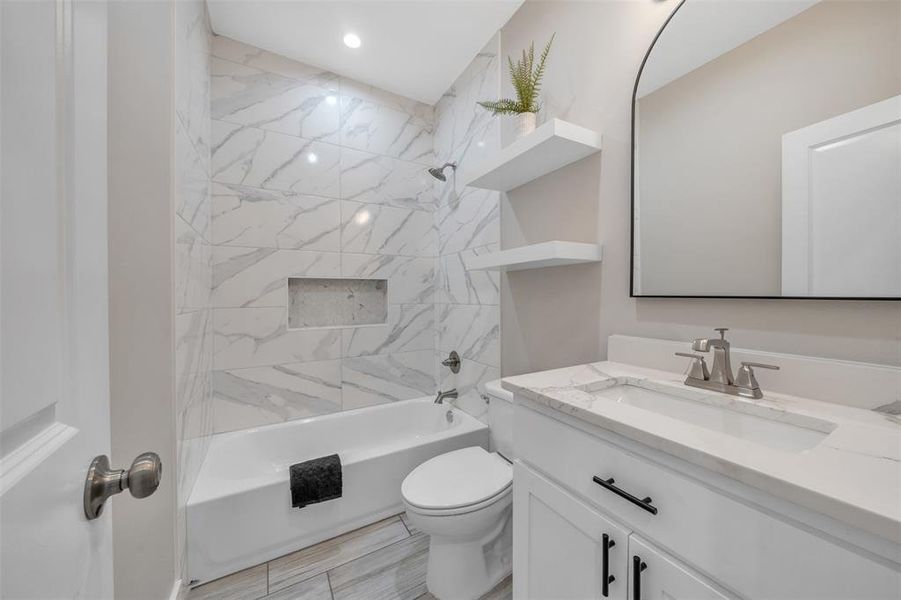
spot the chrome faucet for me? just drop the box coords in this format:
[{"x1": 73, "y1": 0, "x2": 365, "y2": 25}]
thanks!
[
  {"x1": 676, "y1": 328, "x2": 779, "y2": 399},
  {"x1": 434, "y1": 388, "x2": 458, "y2": 404}
]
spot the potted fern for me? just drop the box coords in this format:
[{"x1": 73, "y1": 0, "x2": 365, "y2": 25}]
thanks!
[{"x1": 479, "y1": 33, "x2": 555, "y2": 138}]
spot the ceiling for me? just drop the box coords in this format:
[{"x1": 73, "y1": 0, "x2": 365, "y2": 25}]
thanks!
[{"x1": 206, "y1": 0, "x2": 523, "y2": 105}]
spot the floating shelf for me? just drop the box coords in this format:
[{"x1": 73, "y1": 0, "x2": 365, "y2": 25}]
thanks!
[
  {"x1": 462, "y1": 119, "x2": 602, "y2": 192},
  {"x1": 465, "y1": 241, "x2": 603, "y2": 272}
]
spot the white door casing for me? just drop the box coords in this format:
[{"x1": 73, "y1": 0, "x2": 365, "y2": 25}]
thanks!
[
  {"x1": 1, "y1": 1, "x2": 113, "y2": 598},
  {"x1": 782, "y1": 94, "x2": 901, "y2": 297}
]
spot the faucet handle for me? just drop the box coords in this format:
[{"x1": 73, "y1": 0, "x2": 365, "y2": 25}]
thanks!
[
  {"x1": 714, "y1": 327, "x2": 729, "y2": 339},
  {"x1": 675, "y1": 352, "x2": 710, "y2": 381},
  {"x1": 735, "y1": 361, "x2": 780, "y2": 395}
]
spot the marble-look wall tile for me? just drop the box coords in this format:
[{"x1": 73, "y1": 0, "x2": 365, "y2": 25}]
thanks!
[
  {"x1": 175, "y1": 0, "x2": 211, "y2": 159},
  {"x1": 342, "y1": 304, "x2": 434, "y2": 357},
  {"x1": 212, "y1": 35, "x2": 339, "y2": 87},
  {"x1": 212, "y1": 57, "x2": 340, "y2": 143},
  {"x1": 340, "y1": 149, "x2": 436, "y2": 212},
  {"x1": 177, "y1": 119, "x2": 212, "y2": 239},
  {"x1": 175, "y1": 0, "x2": 213, "y2": 585},
  {"x1": 432, "y1": 37, "x2": 501, "y2": 430},
  {"x1": 342, "y1": 350, "x2": 436, "y2": 410},
  {"x1": 176, "y1": 217, "x2": 212, "y2": 313},
  {"x1": 340, "y1": 97, "x2": 434, "y2": 165},
  {"x1": 341, "y1": 254, "x2": 435, "y2": 305},
  {"x1": 440, "y1": 245, "x2": 500, "y2": 305},
  {"x1": 211, "y1": 182, "x2": 341, "y2": 250},
  {"x1": 212, "y1": 120, "x2": 341, "y2": 197},
  {"x1": 213, "y1": 359, "x2": 343, "y2": 433},
  {"x1": 212, "y1": 246, "x2": 340, "y2": 308},
  {"x1": 440, "y1": 353, "x2": 498, "y2": 425},
  {"x1": 341, "y1": 201, "x2": 436, "y2": 257},
  {"x1": 433, "y1": 40, "x2": 499, "y2": 165},
  {"x1": 208, "y1": 38, "x2": 439, "y2": 435},
  {"x1": 340, "y1": 77, "x2": 434, "y2": 123},
  {"x1": 213, "y1": 307, "x2": 342, "y2": 370},
  {"x1": 436, "y1": 186, "x2": 500, "y2": 256},
  {"x1": 438, "y1": 304, "x2": 499, "y2": 365}
]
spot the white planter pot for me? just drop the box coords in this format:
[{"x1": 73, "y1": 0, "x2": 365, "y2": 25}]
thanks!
[{"x1": 517, "y1": 112, "x2": 537, "y2": 138}]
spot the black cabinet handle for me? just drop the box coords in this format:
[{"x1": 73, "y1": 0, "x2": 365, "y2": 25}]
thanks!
[
  {"x1": 592, "y1": 476, "x2": 658, "y2": 515},
  {"x1": 633, "y1": 555, "x2": 647, "y2": 600},
  {"x1": 601, "y1": 534, "x2": 615, "y2": 597}
]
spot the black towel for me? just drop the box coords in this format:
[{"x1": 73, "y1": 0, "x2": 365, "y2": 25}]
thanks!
[{"x1": 289, "y1": 454, "x2": 342, "y2": 509}]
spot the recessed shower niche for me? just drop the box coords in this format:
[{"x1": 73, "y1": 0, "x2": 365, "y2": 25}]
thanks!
[{"x1": 287, "y1": 278, "x2": 388, "y2": 329}]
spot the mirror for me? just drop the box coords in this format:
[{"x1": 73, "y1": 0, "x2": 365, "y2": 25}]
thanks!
[{"x1": 631, "y1": 0, "x2": 900, "y2": 298}]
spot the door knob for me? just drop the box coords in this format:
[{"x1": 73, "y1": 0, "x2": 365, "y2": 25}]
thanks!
[{"x1": 83, "y1": 452, "x2": 162, "y2": 520}]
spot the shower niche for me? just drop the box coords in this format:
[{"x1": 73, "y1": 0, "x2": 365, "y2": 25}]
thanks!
[{"x1": 287, "y1": 277, "x2": 388, "y2": 329}]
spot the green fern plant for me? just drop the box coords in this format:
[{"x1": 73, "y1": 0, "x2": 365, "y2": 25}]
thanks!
[{"x1": 479, "y1": 33, "x2": 555, "y2": 116}]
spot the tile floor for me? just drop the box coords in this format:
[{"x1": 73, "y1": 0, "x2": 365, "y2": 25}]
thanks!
[{"x1": 188, "y1": 513, "x2": 512, "y2": 600}]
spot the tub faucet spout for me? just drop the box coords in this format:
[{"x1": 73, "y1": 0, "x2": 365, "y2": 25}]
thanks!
[{"x1": 434, "y1": 389, "x2": 458, "y2": 404}]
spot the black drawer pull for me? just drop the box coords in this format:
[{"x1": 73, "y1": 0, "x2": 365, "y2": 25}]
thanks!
[
  {"x1": 633, "y1": 555, "x2": 647, "y2": 600},
  {"x1": 592, "y1": 476, "x2": 658, "y2": 515},
  {"x1": 601, "y1": 533, "x2": 615, "y2": 597}
]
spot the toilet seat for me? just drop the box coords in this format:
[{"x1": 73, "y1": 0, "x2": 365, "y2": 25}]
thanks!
[{"x1": 402, "y1": 447, "x2": 512, "y2": 515}]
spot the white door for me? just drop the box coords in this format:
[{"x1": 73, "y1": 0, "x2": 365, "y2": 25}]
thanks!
[
  {"x1": 782, "y1": 95, "x2": 901, "y2": 297},
  {"x1": 513, "y1": 462, "x2": 631, "y2": 600},
  {"x1": 628, "y1": 536, "x2": 730, "y2": 600},
  {"x1": 1, "y1": 1, "x2": 114, "y2": 598}
]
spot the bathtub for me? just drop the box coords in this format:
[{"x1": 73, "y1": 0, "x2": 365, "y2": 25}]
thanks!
[{"x1": 186, "y1": 397, "x2": 488, "y2": 584}]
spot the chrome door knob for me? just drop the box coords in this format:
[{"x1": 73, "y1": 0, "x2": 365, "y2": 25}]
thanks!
[{"x1": 83, "y1": 452, "x2": 162, "y2": 520}]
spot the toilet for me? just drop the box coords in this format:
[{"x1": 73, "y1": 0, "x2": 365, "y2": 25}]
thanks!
[{"x1": 401, "y1": 380, "x2": 514, "y2": 600}]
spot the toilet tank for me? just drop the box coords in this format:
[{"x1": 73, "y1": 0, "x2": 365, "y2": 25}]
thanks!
[{"x1": 482, "y1": 380, "x2": 515, "y2": 461}]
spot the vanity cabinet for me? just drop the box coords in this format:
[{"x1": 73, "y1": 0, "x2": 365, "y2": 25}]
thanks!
[
  {"x1": 629, "y1": 536, "x2": 730, "y2": 600},
  {"x1": 513, "y1": 464, "x2": 629, "y2": 599},
  {"x1": 513, "y1": 401, "x2": 901, "y2": 600}
]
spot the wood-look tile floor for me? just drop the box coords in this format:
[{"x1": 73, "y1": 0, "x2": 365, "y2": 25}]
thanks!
[{"x1": 188, "y1": 513, "x2": 512, "y2": 600}]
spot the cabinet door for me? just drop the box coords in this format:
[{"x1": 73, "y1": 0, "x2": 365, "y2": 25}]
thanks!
[
  {"x1": 628, "y1": 536, "x2": 731, "y2": 600},
  {"x1": 514, "y1": 462, "x2": 630, "y2": 600}
]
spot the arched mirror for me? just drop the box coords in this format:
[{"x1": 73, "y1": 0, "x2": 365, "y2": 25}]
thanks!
[{"x1": 631, "y1": 0, "x2": 901, "y2": 298}]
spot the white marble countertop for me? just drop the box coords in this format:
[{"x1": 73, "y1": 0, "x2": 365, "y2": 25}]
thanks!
[{"x1": 502, "y1": 361, "x2": 901, "y2": 545}]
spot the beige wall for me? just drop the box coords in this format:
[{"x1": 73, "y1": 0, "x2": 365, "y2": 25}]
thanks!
[
  {"x1": 500, "y1": 0, "x2": 901, "y2": 379},
  {"x1": 108, "y1": 2, "x2": 178, "y2": 598},
  {"x1": 638, "y1": 0, "x2": 901, "y2": 295}
]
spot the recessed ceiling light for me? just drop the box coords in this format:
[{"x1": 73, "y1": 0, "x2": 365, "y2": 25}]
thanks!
[
  {"x1": 343, "y1": 33, "x2": 361, "y2": 49},
  {"x1": 307, "y1": 152, "x2": 318, "y2": 164}
]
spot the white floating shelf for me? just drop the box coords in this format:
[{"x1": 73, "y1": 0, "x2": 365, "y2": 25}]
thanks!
[
  {"x1": 465, "y1": 241, "x2": 603, "y2": 272},
  {"x1": 462, "y1": 119, "x2": 602, "y2": 192}
]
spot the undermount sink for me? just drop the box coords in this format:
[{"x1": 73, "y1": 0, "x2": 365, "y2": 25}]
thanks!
[{"x1": 589, "y1": 383, "x2": 836, "y2": 452}]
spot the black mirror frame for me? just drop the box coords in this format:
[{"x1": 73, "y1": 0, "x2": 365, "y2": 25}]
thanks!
[{"x1": 628, "y1": 0, "x2": 898, "y2": 301}]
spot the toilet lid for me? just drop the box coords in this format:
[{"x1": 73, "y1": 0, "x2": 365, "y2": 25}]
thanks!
[{"x1": 402, "y1": 447, "x2": 512, "y2": 511}]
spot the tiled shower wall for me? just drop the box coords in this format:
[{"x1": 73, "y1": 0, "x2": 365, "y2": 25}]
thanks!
[
  {"x1": 209, "y1": 36, "x2": 438, "y2": 433},
  {"x1": 434, "y1": 36, "x2": 503, "y2": 423},
  {"x1": 174, "y1": 0, "x2": 214, "y2": 584}
]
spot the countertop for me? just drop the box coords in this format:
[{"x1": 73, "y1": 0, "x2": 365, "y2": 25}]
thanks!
[{"x1": 502, "y1": 361, "x2": 901, "y2": 545}]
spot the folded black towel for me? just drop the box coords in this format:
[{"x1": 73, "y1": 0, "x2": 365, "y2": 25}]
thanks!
[{"x1": 289, "y1": 454, "x2": 342, "y2": 509}]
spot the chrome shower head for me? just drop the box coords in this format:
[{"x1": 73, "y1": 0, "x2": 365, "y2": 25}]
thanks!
[{"x1": 427, "y1": 162, "x2": 457, "y2": 181}]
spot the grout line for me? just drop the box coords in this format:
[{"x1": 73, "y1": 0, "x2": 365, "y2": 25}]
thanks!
[{"x1": 326, "y1": 571, "x2": 336, "y2": 600}]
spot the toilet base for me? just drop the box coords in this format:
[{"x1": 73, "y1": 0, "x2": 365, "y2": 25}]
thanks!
[{"x1": 423, "y1": 505, "x2": 512, "y2": 600}]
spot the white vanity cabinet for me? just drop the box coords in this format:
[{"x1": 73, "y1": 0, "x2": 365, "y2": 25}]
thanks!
[
  {"x1": 513, "y1": 464, "x2": 629, "y2": 599},
  {"x1": 513, "y1": 400, "x2": 901, "y2": 600}
]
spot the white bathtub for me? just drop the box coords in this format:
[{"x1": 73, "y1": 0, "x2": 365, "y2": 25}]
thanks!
[{"x1": 186, "y1": 398, "x2": 488, "y2": 584}]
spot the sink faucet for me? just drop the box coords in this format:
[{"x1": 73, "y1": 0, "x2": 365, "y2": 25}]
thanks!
[
  {"x1": 677, "y1": 328, "x2": 779, "y2": 399},
  {"x1": 692, "y1": 328, "x2": 733, "y2": 385},
  {"x1": 434, "y1": 388, "x2": 458, "y2": 404}
]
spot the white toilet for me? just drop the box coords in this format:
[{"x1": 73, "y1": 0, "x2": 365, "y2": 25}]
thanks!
[{"x1": 401, "y1": 380, "x2": 514, "y2": 600}]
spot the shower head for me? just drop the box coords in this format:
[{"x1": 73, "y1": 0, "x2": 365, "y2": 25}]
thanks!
[{"x1": 428, "y1": 162, "x2": 457, "y2": 182}]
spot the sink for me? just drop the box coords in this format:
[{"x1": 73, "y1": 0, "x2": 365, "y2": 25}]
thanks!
[{"x1": 589, "y1": 383, "x2": 835, "y2": 452}]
